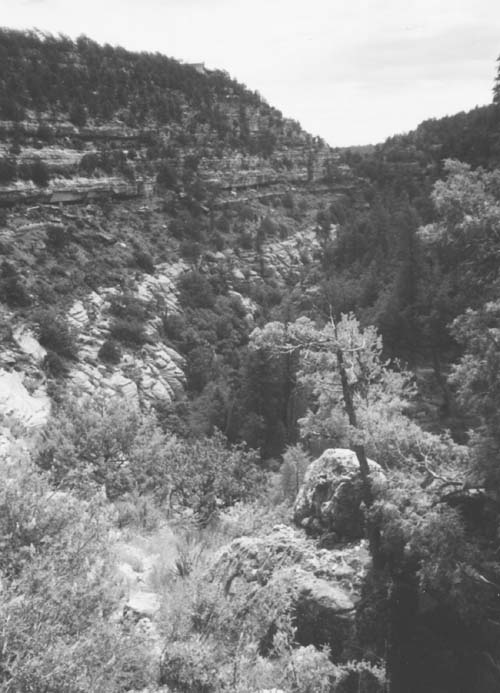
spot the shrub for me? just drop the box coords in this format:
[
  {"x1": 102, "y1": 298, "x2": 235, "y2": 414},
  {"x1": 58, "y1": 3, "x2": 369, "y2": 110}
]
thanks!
[
  {"x1": 36, "y1": 393, "x2": 262, "y2": 513},
  {"x1": 109, "y1": 292, "x2": 150, "y2": 321},
  {"x1": 80, "y1": 152, "x2": 99, "y2": 175},
  {"x1": 179, "y1": 238, "x2": 202, "y2": 263},
  {"x1": 113, "y1": 492, "x2": 162, "y2": 531},
  {"x1": 282, "y1": 190, "x2": 295, "y2": 211},
  {"x1": 160, "y1": 636, "x2": 220, "y2": 692},
  {"x1": 0, "y1": 156, "x2": 16, "y2": 183},
  {"x1": 34, "y1": 310, "x2": 78, "y2": 359},
  {"x1": 0, "y1": 261, "x2": 31, "y2": 307},
  {"x1": 98, "y1": 338, "x2": 122, "y2": 364},
  {"x1": 235, "y1": 203, "x2": 256, "y2": 222},
  {"x1": 162, "y1": 311, "x2": 187, "y2": 342},
  {"x1": 42, "y1": 350, "x2": 69, "y2": 378},
  {"x1": 280, "y1": 444, "x2": 311, "y2": 502},
  {"x1": 157, "y1": 162, "x2": 178, "y2": 189},
  {"x1": 332, "y1": 660, "x2": 386, "y2": 692},
  {"x1": 31, "y1": 156, "x2": 50, "y2": 187},
  {"x1": 134, "y1": 248, "x2": 155, "y2": 274},
  {"x1": 163, "y1": 431, "x2": 263, "y2": 523},
  {"x1": 35, "y1": 393, "x2": 146, "y2": 499},
  {"x1": 212, "y1": 231, "x2": 225, "y2": 251},
  {"x1": 45, "y1": 223, "x2": 69, "y2": 251},
  {"x1": 216, "y1": 215, "x2": 230, "y2": 233},
  {"x1": 109, "y1": 317, "x2": 149, "y2": 346},
  {"x1": 285, "y1": 646, "x2": 336, "y2": 692},
  {"x1": 69, "y1": 101, "x2": 87, "y2": 127},
  {"x1": 36, "y1": 123, "x2": 54, "y2": 142},
  {"x1": 0, "y1": 452, "x2": 156, "y2": 691},
  {"x1": 259, "y1": 215, "x2": 278, "y2": 237},
  {"x1": 178, "y1": 270, "x2": 215, "y2": 309},
  {"x1": 239, "y1": 229, "x2": 253, "y2": 250}
]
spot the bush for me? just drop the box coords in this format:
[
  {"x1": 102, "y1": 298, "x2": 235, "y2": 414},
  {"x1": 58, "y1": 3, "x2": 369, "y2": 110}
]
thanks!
[
  {"x1": 259, "y1": 215, "x2": 278, "y2": 237},
  {"x1": 109, "y1": 317, "x2": 149, "y2": 346},
  {"x1": 134, "y1": 248, "x2": 155, "y2": 274},
  {"x1": 34, "y1": 310, "x2": 78, "y2": 359},
  {"x1": 0, "y1": 452, "x2": 156, "y2": 691},
  {"x1": 280, "y1": 444, "x2": 311, "y2": 502},
  {"x1": 239, "y1": 229, "x2": 253, "y2": 250},
  {"x1": 163, "y1": 431, "x2": 263, "y2": 523},
  {"x1": 212, "y1": 231, "x2": 225, "y2": 251},
  {"x1": 31, "y1": 156, "x2": 50, "y2": 187},
  {"x1": 45, "y1": 223, "x2": 69, "y2": 251},
  {"x1": 0, "y1": 156, "x2": 16, "y2": 183},
  {"x1": 109, "y1": 291, "x2": 150, "y2": 321},
  {"x1": 36, "y1": 123, "x2": 54, "y2": 143},
  {"x1": 36, "y1": 394, "x2": 262, "y2": 514},
  {"x1": 283, "y1": 190, "x2": 295, "y2": 210},
  {"x1": 36, "y1": 393, "x2": 147, "y2": 499},
  {"x1": 162, "y1": 311, "x2": 187, "y2": 342},
  {"x1": 42, "y1": 350, "x2": 69, "y2": 378},
  {"x1": 235, "y1": 203, "x2": 256, "y2": 222},
  {"x1": 98, "y1": 338, "x2": 122, "y2": 364},
  {"x1": 179, "y1": 239, "x2": 202, "y2": 263},
  {"x1": 69, "y1": 101, "x2": 87, "y2": 127},
  {"x1": 160, "y1": 636, "x2": 220, "y2": 692},
  {"x1": 157, "y1": 162, "x2": 178, "y2": 189},
  {"x1": 79, "y1": 152, "x2": 99, "y2": 175},
  {"x1": 332, "y1": 660, "x2": 386, "y2": 692},
  {"x1": 0, "y1": 261, "x2": 31, "y2": 307},
  {"x1": 178, "y1": 270, "x2": 215, "y2": 309}
]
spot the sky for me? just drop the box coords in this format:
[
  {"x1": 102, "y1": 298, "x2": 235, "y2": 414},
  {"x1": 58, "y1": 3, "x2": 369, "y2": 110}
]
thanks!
[{"x1": 2, "y1": 0, "x2": 500, "y2": 146}]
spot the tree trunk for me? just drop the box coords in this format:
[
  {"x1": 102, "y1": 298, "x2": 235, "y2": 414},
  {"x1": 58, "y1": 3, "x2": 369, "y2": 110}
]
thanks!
[
  {"x1": 337, "y1": 346, "x2": 382, "y2": 565},
  {"x1": 335, "y1": 335, "x2": 416, "y2": 691}
]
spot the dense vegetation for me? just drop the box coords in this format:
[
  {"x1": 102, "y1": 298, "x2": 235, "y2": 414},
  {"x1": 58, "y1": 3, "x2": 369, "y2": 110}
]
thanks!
[{"x1": 327, "y1": 102, "x2": 500, "y2": 372}]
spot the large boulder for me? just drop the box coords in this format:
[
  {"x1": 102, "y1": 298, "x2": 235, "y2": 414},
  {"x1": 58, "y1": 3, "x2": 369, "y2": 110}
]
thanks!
[
  {"x1": 294, "y1": 448, "x2": 386, "y2": 541},
  {"x1": 209, "y1": 525, "x2": 369, "y2": 658},
  {"x1": 266, "y1": 566, "x2": 355, "y2": 659}
]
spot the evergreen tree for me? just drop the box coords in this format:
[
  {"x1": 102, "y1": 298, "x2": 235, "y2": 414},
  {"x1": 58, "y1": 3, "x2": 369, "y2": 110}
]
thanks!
[{"x1": 494, "y1": 56, "x2": 500, "y2": 104}]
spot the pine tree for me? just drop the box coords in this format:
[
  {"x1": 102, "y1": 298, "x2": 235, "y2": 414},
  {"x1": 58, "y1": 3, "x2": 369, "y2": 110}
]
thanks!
[{"x1": 494, "y1": 56, "x2": 500, "y2": 104}]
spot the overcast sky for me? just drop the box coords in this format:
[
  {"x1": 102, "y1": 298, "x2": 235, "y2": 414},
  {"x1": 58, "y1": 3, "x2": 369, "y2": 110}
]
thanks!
[{"x1": 3, "y1": 0, "x2": 500, "y2": 146}]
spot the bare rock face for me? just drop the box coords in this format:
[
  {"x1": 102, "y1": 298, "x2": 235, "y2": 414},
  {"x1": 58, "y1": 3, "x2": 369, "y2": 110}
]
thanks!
[
  {"x1": 293, "y1": 448, "x2": 386, "y2": 541},
  {"x1": 209, "y1": 525, "x2": 369, "y2": 658},
  {"x1": 67, "y1": 266, "x2": 185, "y2": 406},
  {"x1": 0, "y1": 369, "x2": 50, "y2": 429}
]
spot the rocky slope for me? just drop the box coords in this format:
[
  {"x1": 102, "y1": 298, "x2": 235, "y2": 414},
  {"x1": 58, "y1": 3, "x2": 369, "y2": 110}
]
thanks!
[{"x1": 0, "y1": 30, "x2": 362, "y2": 447}]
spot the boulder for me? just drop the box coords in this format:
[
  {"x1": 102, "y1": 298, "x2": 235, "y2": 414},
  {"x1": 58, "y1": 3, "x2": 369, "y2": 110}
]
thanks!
[
  {"x1": 265, "y1": 566, "x2": 354, "y2": 658},
  {"x1": 209, "y1": 525, "x2": 368, "y2": 658},
  {"x1": 13, "y1": 325, "x2": 47, "y2": 361},
  {"x1": 294, "y1": 448, "x2": 385, "y2": 541}
]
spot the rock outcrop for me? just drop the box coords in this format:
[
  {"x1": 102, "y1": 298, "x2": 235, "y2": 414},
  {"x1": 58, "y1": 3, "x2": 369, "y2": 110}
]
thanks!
[
  {"x1": 68, "y1": 263, "x2": 185, "y2": 405},
  {"x1": 294, "y1": 448, "x2": 386, "y2": 541},
  {"x1": 0, "y1": 369, "x2": 50, "y2": 429},
  {"x1": 0, "y1": 175, "x2": 142, "y2": 207},
  {"x1": 209, "y1": 524, "x2": 369, "y2": 657}
]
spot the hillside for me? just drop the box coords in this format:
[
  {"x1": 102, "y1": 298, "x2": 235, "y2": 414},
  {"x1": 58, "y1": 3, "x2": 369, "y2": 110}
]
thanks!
[{"x1": 0, "y1": 28, "x2": 362, "y2": 457}]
